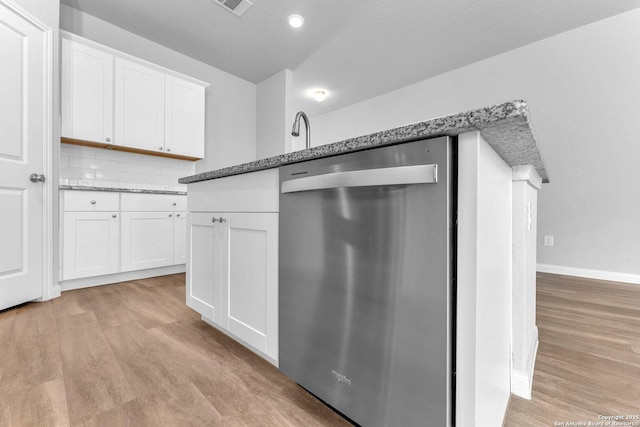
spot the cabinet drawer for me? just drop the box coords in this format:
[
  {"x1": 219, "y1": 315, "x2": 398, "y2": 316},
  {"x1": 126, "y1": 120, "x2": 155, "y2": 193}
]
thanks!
[
  {"x1": 120, "y1": 193, "x2": 186, "y2": 211},
  {"x1": 63, "y1": 191, "x2": 119, "y2": 212}
]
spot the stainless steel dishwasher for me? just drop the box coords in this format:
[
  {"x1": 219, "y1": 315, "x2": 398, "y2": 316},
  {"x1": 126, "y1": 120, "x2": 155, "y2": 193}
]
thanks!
[{"x1": 279, "y1": 136, "x2": 456, "y2": 427}]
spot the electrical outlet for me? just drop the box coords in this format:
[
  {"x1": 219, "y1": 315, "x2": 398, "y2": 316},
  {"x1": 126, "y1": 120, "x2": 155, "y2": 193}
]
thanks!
[{"x1": 543, "y1": 235, "x2": 554, "y2": 247}]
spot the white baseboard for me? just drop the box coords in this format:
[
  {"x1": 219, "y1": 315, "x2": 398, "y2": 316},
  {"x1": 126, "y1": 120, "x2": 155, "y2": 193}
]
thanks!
[
  {"x1": 537, "y1": 264, "x2": 640, "y2": 285},
  {"x1": 60, "y1": 264, "x2": 186, "y2": 291},
  {"x1": 511, "y1": 327, "x2": 538, "y2": 400}
]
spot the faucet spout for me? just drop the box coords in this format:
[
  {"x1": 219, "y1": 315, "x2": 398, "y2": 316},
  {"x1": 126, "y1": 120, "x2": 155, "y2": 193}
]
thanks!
[{"x1": 291, "y1": 111, "x2": 310, "y2": 149}]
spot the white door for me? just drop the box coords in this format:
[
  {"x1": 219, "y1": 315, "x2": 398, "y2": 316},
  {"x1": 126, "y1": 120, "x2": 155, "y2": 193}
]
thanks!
[
  {"x1": 62, "y1": 212, "x2": 119, "y2": 280},
  {"x1": 120, "y1": 211, "x2": 174, "y2": 272},
  {"x1": 61, "y1": 37, "x2": 113, "y2": 144},
  {"x1": 0, "y1": 1, "x2": 50, "y2": 310},
  {"x1": 114, "y1": 57, "x2": 164, "y2": 153},
  {"x1": 221, "y1": 212, "x2": 279, "y2": 360},
  {"x1": 187, "y1": 213, "x2": 221, "y2": 322},
  {"x1": 165, "y1": 75, "x2": 205, "y2": 158},
  {"x1": 173, "y1": 212, "x2": 187, "y2": 264}
]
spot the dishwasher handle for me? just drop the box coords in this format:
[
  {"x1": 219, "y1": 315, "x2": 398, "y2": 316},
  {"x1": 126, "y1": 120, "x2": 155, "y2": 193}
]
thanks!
[{"x1": 281, "y1": 164, "x2": 437, "y2": 193}]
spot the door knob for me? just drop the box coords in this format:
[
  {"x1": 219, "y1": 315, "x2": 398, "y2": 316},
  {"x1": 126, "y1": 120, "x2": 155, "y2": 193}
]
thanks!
[{"x1": 29, "y1": 173, "x2": 45, "y2": 183}]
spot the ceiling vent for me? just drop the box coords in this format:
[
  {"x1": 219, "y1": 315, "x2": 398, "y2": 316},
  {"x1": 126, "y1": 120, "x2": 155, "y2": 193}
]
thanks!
[{"x1": 212, "y1": 0, "x2": 253, "y2": 17}]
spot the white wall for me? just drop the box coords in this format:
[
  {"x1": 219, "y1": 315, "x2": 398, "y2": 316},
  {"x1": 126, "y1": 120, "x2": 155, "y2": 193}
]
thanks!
[
  {"x1": 60, "y1": 4, "x2": 256, "y2": 175},
  {"x1": 256, "y1": 69, "x2": 293, "y2": 159},
  {"x1": 310, "y1": 9, "x2": 640, "y2": 279}
]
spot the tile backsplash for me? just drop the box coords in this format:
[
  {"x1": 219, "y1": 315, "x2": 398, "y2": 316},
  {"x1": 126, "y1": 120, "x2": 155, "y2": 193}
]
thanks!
[{"x1": 59, "y1": 144, "x2": 195, "y2": 192}]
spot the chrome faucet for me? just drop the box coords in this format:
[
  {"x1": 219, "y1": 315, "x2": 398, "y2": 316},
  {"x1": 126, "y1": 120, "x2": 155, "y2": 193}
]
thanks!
[{"x1": 291, "y1": 111, "x2": 310, "y2": 149}]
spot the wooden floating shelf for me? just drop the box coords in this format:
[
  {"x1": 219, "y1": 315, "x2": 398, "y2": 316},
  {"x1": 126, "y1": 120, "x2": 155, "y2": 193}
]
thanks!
[{"x1": 61, "y1": 137, "x2": 201, "y2": 162}]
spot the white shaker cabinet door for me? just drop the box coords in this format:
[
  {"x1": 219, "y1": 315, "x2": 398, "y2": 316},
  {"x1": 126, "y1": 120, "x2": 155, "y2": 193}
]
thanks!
[
  {"x1": 120, "y1": 211, "x2": 174, "y2": 272},
  {"x1": 61, "y1": 37, "x2": 114, "y2": 144},
  {"x1": 187, "y1": 213, "x2": 223, "y2": 323},
  {"x1": 173, "y1": 211, "x2": 188, "y2": 265},
  {"x1": 114, "y1": 57, "x2": 165, "y2": 153},
  {"x1": 165, "y1": 76, "x2": 205, "y2": 158},
  {"x1": 62, "y1": 212, "x2": 119, "y2": 280},
  {"x1": 221, "y1": 212, "x2": 279, "y2": 361}
]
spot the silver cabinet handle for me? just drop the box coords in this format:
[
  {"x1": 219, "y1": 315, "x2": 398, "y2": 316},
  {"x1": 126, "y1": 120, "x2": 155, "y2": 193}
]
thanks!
[
  {"x1": 106, "y1": 137, "x2": 111, "y2": 142},
  {"x1": 212, "y1": 217, "x2": 218, "y2": 223},
  {"x1": 176, "y1": 213, "x2": 180, "y2": 217},
  {"x1": 167, "y1": 148, "x2": 171, "y2": 152},
  {"x1": 281, "y1": 164, "x2": 438, "y2": 193},
  {"x1": 168, "y1": 213, "x2": 173, "y2": 217},
  {"x1": 29, "y1": 173, "x2": 46, "y2": 183},
  {"x1": 91, "y1": 200, "x2": 96, "y2": 204},
  {"x1": 159, "y1": 147, "x2": 164, "y2": 151},
  {"x1": 112, "y1": 214, "x2": 117, "y2": 218},
  {"x1": 173, "y1": 202, "x2": 176, "y2": 206},
  {"x1": 218, "y1": 217, "x2": 226, "y2": 223}
]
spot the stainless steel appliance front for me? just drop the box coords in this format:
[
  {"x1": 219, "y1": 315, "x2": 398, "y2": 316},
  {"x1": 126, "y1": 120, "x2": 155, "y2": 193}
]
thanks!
[{"x1": 279, "y1": 137, "x2": 454, "y2": 427}]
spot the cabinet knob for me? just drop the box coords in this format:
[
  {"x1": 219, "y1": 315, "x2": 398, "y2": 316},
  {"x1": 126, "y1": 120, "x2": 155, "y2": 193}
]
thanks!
[
  {"x1": 112, "y1": 214, "x2": 117, "y2": 218},
  {"x1": 106, "y1": 137, "x2": 111, "y2": 142},
  {"x1": 218, "y1": 217, "x2": 226, "y2": 223},
  {"x1": 168, "y1": 213, "x2": 173, "y2": 217},
  {"x1": 91, "y1": 200, "x2": 96, "y2": 204},
  {"x1": 173, "y1": 202, "x2": 177, "y2": 206},
  {"x1": 167, "y1": 148, "x2": 171, "y2": 152},
  {"x1": 159, "y1": 147, "x2": 164, "y2": 151},
  {"x1": 176, "y1": 213, "x2": 180, "y2": 217},
  {"x1": 212, "y1": 217, "x2": 218, "y2": 223}
]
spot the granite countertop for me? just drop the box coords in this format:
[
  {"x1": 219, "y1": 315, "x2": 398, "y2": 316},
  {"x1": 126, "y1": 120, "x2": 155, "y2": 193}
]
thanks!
[
  {"x1": 59, "y1": 185, "x2": 187, "y2": 195},
  {"x1": 179, "y1": 100, "x2": 548, "y2": 184}
]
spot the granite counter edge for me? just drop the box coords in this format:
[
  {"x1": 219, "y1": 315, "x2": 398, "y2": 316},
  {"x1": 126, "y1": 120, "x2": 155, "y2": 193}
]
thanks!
[
  {"x1": 59, "y1": 185, "x2": 187, "y2": 195},
  {"x1": 180, "y1": 99, "x2": 548, "y2": 184}
]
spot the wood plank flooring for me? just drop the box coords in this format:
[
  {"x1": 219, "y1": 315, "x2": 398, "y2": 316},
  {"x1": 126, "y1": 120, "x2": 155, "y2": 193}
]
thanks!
[
  {"x1": 0, "y1": 274, "x2": 349, "y2": 427},
  {"x1": 504, "y1": 272, "x2": 640, "y2": 426},
  {"x1": 2, "y1": 272, "x2": 640, "y2": 426}
]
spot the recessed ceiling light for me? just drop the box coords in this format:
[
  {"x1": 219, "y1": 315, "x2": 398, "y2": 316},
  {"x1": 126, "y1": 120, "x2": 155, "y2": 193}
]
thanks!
[
  {"x1": 314, "y1": 90, "x2": 327, "y2": 102},
  {"x1": 288, "y1": 14, "x2": 304, "y2": 28}
]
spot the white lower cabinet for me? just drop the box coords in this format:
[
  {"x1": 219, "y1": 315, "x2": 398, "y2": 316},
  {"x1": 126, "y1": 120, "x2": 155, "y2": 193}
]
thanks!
[
  {"x1": 188, "y1": 213, "x2": 222, "y2": 321},
  {"x1": 120, "y1": 211, "x2": 174, "y2": 272},
  {"x1": 62, "y1": 211, "x2": 119, "y2": 280},
  {"x1": 61, "y1": 191, "x2": 187, "y2": 285},
  {"x1": 173, "y1": 212, "x2": 188, "y2": 264},
  {"x1": 187, "y1": 211, "x2": 278, "y2": 361}
]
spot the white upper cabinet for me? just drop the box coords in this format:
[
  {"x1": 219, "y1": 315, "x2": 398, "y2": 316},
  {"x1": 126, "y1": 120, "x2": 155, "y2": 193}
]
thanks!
[
  {"x1": 114, "y1": 57, "x2": 165, "y2": 154},
  {"x1": 60, "y1": 32, "x2": 208, "y2": 160},
  {"x1": 61, "y1": 38, "x2": 113, "y2": 144},
  {"x1": 165, "y1": 76, "x2": 206, "y2": 158}
]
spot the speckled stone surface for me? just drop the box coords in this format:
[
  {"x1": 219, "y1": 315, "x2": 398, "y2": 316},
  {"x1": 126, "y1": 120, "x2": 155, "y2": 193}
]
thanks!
[
  {"x1": 59, "y1": 185, "x2": 187, "y2": 195},
  {"x1": 180, "y1": 100, "x2": 548, "y2": 184}
]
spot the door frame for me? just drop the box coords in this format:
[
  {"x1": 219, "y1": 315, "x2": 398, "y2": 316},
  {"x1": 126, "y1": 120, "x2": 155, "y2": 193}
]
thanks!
[{"x1": 1, "y1": 0, "x2": 55, "y2": 301}]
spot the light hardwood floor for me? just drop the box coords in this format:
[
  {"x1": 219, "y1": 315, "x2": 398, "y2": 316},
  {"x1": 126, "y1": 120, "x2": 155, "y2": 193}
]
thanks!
[
  {"x1": 504, "y1": 272, "x2": 640, "y2": 425},
  {"x1": 0, "y1": 274, "x2": 349, "y2": 427},
  {"x1": 2, "y1": 272, "x2": 639, "y2": 426}
]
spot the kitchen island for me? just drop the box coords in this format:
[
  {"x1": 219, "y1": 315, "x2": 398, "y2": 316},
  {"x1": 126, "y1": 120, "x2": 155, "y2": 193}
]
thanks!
[{"x1": 180, "y1": 100, "x2": 547, "y2": 427}]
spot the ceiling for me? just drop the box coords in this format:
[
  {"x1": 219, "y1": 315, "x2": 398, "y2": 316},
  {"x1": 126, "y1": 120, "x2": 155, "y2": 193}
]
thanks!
[{"x1": 60, "y1": 0, "x2": 640, "y2": 115}]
